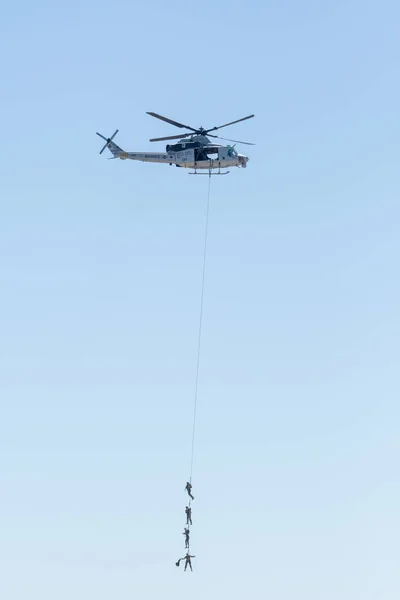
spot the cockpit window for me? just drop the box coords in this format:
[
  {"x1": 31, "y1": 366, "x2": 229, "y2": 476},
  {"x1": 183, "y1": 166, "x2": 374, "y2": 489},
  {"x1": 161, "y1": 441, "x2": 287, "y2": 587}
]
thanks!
[{"x1": 227, "y1": 146, "x2": 237, "y2": 157}]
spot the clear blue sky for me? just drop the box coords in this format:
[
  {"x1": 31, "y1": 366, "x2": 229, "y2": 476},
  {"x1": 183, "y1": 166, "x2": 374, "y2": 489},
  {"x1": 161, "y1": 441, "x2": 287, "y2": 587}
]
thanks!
[{"x1": 1, "y1": 1, "x2": 399, "y2": 598}]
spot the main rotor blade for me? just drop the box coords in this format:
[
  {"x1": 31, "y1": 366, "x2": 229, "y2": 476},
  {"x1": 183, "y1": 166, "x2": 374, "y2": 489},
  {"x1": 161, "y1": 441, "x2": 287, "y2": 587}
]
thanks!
[
  {"x1": 149, "y1": 132, "x2": 194, "y2": 142},
  {"x1": 207, "y1": 133, "x2": 255, "y2": 145},
  {"x1": 146, "y1": 112, "x2": 198, "y2": 132},
  {"x1": 205, "y1": 114, "x2": 255, "y2": 134}
]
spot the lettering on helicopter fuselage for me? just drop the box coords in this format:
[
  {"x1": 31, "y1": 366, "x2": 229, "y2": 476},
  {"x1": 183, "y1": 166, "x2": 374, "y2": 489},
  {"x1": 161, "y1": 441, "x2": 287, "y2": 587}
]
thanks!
[{"x1": 143, "y1": 154, "x2": 168, "y2": 159}]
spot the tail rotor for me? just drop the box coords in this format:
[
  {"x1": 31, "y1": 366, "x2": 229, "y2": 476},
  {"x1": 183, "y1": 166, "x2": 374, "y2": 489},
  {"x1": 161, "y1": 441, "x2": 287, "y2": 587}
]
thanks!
[{"x1": 96, "y1": 129, "x2": 119, "y2": 154}]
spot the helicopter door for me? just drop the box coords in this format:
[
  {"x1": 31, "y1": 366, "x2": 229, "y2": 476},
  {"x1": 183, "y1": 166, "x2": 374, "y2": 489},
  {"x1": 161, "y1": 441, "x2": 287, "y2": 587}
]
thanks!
[
  {"x1": 218, "y1": 147, "x2": 229, "y2": 160},
  {"x1": 177, "y1": 149, "x2": 194, "y2": 165},
  {"x1": 195, "y1": 148, "x2": 208, "y2": 162}
]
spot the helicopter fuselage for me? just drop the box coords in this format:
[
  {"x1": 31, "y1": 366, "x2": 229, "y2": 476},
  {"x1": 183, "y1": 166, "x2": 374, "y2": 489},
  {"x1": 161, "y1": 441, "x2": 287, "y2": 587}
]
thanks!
[
  {"x1": 105, "y1": 136, "x2": 248, "y2": 169},
  {"x1": 116, "y1": 150, "x2": 247, "y2": 169}
]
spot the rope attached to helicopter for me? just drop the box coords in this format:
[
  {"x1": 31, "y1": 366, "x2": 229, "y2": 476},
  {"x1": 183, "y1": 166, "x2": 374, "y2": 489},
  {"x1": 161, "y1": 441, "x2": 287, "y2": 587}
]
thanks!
[
  {"x1": 176, "y1": 173, "x2": 212, "y2": 573},
  {"x1": 190, "y1": 172, "x2": 212, "y2": 482}
]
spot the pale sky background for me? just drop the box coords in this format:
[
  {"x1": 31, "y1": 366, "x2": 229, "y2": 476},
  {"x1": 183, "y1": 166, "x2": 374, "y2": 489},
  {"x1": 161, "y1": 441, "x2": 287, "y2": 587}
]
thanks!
[{"x1": 1, "y1": 1, "x2": 399, "y2": 599}]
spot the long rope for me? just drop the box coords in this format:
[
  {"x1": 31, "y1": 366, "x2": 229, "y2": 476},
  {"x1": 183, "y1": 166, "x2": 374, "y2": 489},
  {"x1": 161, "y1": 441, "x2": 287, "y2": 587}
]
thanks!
[{"x1": 189, "y1": 173, "x2": 212, "y2": 484}]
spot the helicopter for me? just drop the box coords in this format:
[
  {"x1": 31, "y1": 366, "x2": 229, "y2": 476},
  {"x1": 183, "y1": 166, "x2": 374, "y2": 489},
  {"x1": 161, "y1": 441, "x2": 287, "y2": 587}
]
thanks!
[{"x1": 96, "y1": 112, "x2": 255, "y2": 175}]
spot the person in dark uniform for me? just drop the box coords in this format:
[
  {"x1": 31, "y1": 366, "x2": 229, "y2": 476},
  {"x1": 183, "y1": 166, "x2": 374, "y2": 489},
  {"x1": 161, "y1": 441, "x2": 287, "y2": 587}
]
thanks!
[
  {"x1": 183, "y1": 527, "x2": 190, "y2": 548},
  {"x1": 175, "y1": 553, "x2": 196, "y2": 571},
  {"x1": 185, "y1": 505, "x2": 192, "y2": 525},
  {"x1": 185, "y1": 481, "x2": 194, "y2": 500},
  {"x1": 184, "y1": 553, "x2": 195, "y2": 571},
  {"x1": 195, "y1": 148, "x2": 208, "y2": 162}
]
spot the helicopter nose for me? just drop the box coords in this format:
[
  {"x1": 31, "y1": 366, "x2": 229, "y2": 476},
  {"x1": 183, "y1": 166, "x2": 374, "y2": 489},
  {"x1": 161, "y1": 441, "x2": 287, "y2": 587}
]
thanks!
[{"x1": 239, "y1": 155, "x2": 249, "y2": 167}]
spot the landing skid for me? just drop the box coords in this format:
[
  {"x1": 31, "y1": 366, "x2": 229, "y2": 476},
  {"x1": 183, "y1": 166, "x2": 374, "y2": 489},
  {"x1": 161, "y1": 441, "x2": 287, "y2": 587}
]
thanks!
[{"x1": 189, "y1": 170, "x2": 230, "y2": 176}]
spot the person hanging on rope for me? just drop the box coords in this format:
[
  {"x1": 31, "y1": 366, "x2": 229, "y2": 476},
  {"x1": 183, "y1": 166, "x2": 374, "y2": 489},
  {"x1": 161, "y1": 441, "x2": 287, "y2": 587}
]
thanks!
[
  {"x1": 184, "y1": 552, "x2": 195, "y2": 572},
  {"x1": 185, "y1": 505, "x2": 192, "y2": 525},
  {"x1": 185, "y1": 481, "x2": 194, "y2": 500},
  {"x1": 183, "y1": 527, "x2": 190, "y2": 549},
  {"x1": 175, "y1": 553, "x2": 196, "y2": 572}
]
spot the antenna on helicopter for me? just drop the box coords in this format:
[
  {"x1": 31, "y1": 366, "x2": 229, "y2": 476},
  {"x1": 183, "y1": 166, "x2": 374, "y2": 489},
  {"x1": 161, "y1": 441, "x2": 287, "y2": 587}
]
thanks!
[{"x1": 146, "y1": 113, "x2": 255, "y2": 145}]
